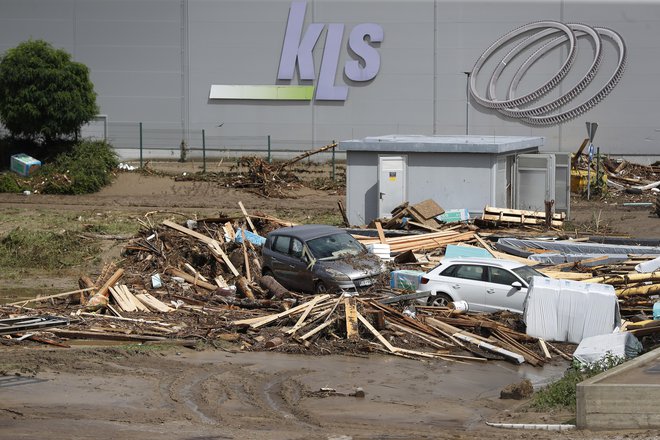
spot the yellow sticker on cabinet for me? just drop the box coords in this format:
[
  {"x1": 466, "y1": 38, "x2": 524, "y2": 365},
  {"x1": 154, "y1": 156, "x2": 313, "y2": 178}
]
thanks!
[{"x1": 389, "y1": 172, "x2": 397, "y2": 181}]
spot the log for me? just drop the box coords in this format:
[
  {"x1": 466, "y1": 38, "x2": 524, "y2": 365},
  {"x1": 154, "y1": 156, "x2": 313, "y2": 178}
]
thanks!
[
  {"x1": 259, "y1": 275, "x2": 292, "y2": 299},
  {"x1": 265, "y1": 337, "x2": 283, "y2": 349},
  {"x1": 236, "y1": 276, "x2": 255, "y2": 300}
]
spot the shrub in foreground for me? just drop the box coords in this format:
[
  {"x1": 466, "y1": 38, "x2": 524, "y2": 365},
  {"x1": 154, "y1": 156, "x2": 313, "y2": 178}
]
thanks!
[
  {"x1": 531, "y1": 354, "x2": 626, "y2": 410},
  {"x1": 37, "y1": 140, "x2": 118, "y2": 194}
]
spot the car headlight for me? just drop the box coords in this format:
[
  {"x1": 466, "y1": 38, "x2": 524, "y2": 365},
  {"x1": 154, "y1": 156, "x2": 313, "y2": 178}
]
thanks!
[{"x1": 324, "y1": 268, "x2": 351, "y2": 281}]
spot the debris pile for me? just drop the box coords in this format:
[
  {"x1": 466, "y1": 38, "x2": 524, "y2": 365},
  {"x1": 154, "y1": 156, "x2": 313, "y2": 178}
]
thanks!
[{"x1": 2, "y1": 195, "x2": 659, "y2": 364}]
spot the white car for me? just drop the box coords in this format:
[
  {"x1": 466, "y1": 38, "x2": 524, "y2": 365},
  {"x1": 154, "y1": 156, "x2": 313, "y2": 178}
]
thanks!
[{"x1": 418, "y1": 257, "x2": 548, "y2": 314}]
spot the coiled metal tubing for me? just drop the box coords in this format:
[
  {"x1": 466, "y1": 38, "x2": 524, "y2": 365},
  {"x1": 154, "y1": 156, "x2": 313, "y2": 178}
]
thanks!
[{"x1": 469, "y1": 21, "x2": 626, "y2": 126}]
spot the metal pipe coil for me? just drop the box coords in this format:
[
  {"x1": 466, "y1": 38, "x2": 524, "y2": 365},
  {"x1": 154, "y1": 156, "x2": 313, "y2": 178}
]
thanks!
[{"x1": 469, "y1": 21, "x2": 626, "y2": 126}]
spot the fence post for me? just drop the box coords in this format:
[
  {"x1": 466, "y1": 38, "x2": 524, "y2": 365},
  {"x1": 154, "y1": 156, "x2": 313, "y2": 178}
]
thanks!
[
  {"x1": 267, "y1": 135, "x2": 272, "y2": 163},
  {"x1": 331, "y1": 140, "x2": 336, "y2": 181},
  {"x1": 202, "y1": 129, "x2": 206, "y2": 173},
  {"x1": 139, "y1": 122, "x2": 143, "y2": 168}
]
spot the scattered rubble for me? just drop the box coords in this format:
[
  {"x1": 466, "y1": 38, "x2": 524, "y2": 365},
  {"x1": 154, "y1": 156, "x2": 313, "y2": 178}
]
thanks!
[{"x1": 2, "y1": 167, "x2": 660, "y2": 366}]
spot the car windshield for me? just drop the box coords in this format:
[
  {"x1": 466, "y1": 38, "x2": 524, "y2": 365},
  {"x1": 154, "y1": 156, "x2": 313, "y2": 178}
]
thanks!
[
  {"x1": 511, "y1": 265, "x2": 547, "y2": 285},
  {"x1": 306, "y1": 233, "x2": 365, "y2": 260}
]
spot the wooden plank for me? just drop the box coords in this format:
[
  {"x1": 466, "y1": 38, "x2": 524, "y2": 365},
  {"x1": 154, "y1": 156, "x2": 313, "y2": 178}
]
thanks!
[
  {"x1": 300, "y1": 317, "x2": 337, "y2": 340},
  {"x1": 344, "y1": 297, "x2": 359, "y2": 340},
  {"x1": 96, "y1": 268, "x2": 124, "y2": 299},
  {"x1": 7, "y1": 287, "x2": 96, "y2": 306},
  {"x1": 223, "y1": 222, "x2": 236, "y2": 240},
  {"x1": 232, "y1": 294, "x2": 330, "y2": 327},
  {"x1": 109, "y1": 286, "x2": 136, "y2": 312},
  {"x1": 162, "y1": 219, "x2": 214, "y2": 244},
  {"x1": 286, "y1": 294, "x2": 327, "y2": 335},
  {"x1": 214, "y1": 275, "x2": 229, "y2": 288},
  {"x1": 121, "y1": 285, "x2": 150, "y2": 312},
  {"x1": 136, "y1": 293, "x2": 173, "y2": 313},
  {"x1": 375, "y1": 221, "x2": 387, "y2": 244},
  {"x1": 238, "y1": 201, "x2": 257, "y2": 233},
  {"x1": 356, "y1": 311, "x2": 397, "y2": 353},
  {"x1": 474, "y1": 233, "x2": 496, "y2": 256},
  {"x1": 166, "y1": 268, "x2": 218, "y2": 291},
  {"x1": 208, "y1": 241, "x2": 240, "y2": 277},
  {"x1": 410, "y1": 199, "x2": 444, "y2": 219},
  {"x1": 539, "y1": 338, "x2": 552, "y2": 359},
  {"x1": 184, "y1": 263, "x2": 208, "y2": 282},
  {"x1": 241, "y1": 229, "x2": 251, "y2": 282}
]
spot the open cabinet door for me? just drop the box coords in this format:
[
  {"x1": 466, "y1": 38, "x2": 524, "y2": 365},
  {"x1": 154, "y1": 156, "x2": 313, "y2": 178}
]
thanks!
[
  {"x1": 553, "y1": 152, "x2": 571, "y2": 217},
  {"x1": 513, "y1": 154, "x2": 556, "y2": 212}
]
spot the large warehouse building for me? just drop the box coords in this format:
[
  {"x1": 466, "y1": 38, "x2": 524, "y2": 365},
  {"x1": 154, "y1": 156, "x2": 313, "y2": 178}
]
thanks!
[{"x1": 0, "y1": 0, "x2": 658, "y2": 160}]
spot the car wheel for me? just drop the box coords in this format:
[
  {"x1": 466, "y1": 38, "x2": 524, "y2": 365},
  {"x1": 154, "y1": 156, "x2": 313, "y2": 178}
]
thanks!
[
  {"x1": 262, "y1": 268, "x2": 274, "y2": 278},
  {"x1": 314, "y1": 281, "x2": 328, "y2": 294},
  {"x1": 427, "y1": 293, "x2": 453, "y2": 307}
]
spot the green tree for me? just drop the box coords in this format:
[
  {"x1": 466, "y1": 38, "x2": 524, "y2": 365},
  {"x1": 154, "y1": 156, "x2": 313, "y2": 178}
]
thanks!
[{"x1": 0, "y1": 39, "x2": 98, "y2": 144}]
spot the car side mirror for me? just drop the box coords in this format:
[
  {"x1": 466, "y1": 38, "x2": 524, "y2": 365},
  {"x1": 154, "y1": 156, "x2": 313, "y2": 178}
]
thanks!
[{"x1": 511, "y1": 281, "x2": 522, "y2": 290}]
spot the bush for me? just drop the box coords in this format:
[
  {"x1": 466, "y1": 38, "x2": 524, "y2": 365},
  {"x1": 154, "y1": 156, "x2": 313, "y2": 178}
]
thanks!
[
  {"x1": 36, "y1": 140, "x2": 118, "y2": 194},
  {"x1": 0, "y1": 39, "x2": 98, "y2": 143},
  {"x1": 0, "y1": 173, "x2": 24, "y2": 193},
  {"x1": 531, "y1": 354, "x2": 626, "y2": 410}
]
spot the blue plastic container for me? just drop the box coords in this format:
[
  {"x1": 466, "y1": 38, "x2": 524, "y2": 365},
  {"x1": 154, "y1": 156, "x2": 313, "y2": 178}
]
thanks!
[{"x1": 654, "y1": 302, "x2": 660, "y2": 320}]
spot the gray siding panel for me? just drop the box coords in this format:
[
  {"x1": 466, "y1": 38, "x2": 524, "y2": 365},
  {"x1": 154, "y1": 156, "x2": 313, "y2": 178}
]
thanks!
[{"x1": 0, "y1": 0, "x2": 659, "y2": 158}]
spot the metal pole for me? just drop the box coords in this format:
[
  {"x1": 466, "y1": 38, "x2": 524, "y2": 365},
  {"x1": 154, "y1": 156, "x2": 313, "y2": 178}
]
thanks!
[
  {"x1": 464, "y1": 71, "x2": 471, "y2": 136},
  {"x1": 139, "y1": 122, "x2": 143, "y2": 168},
  {"x1": 202, "y1": 129, "x2": 206, "y2": 173},
  {"x1": 587, "y1": 143, "x2": 593, "y2": 200},
  {"x1": 267, "y1": 135, "x2": 271, "y2": 163},
  {"x1": 596, "y1": 147, "x2": 601, "y2": 194},
  {"x1": 331, "y1": 141, "x2": 336, "y2": 181}
]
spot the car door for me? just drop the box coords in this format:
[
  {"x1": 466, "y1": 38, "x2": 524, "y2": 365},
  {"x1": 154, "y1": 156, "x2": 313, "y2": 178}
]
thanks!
[
  {"x1": 268, "y1": 235, "x2": 298, "y2": 289},
  {"x1": 288, "y1": 237, "x2": 315, "y2": 292},
  {"x1": 443, "y1": 264, "x2": 488, "y2": 311},
  {"x1": 484, "y1": 266, "x2": 528, "y2": 313}
]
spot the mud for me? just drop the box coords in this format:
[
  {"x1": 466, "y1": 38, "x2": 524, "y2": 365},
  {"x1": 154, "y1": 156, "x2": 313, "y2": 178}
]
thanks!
[{"x1": 2, "y1": 163, "x2": 660, "y2": 439}]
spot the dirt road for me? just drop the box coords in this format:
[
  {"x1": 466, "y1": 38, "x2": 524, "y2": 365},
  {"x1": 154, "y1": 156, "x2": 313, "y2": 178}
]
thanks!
[
  {"x1": 0, "y1": 346, "x2": 573, "y2": 440},
  {"x1": 1, "y1": 164, "x2": 660, "y2": 439}
]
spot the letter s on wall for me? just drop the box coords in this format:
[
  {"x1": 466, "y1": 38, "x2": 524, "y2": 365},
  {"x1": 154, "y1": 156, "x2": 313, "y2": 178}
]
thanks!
[{"x1": 345, "y1": 23, "x2": 383, "y2": 82}]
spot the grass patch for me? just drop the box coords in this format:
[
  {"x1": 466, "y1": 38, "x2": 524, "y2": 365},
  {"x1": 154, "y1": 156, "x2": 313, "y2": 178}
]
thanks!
[
  {"x1": 0, "y1": 227, "x2": 101, "y2": 270},
  {"x1": 531, "y1": 354, "x2": 626, "y2": 411}
]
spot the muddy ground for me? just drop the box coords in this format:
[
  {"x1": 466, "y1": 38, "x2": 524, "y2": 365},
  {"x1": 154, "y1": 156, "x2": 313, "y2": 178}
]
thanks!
[{"x1": 1, "y1": 161, "x2": 660, "y2": 439}]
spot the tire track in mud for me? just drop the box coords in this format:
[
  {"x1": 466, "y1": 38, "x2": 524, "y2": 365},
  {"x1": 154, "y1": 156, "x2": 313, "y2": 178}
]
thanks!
[{"x1": 159, "y1": 363, "x2": 318, "y2": 430}]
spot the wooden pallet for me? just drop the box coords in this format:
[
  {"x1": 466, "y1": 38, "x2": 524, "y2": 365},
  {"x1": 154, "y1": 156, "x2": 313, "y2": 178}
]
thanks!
[{"x1": 482, "y1": 206, "x2": 565, "y2": 227}]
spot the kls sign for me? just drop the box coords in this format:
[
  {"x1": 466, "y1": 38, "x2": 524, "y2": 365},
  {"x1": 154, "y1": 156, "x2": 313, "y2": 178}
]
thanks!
[
  {"x1": 278, "y1": 0, "x2": 383, "y2": 100},
  {"x1": 209, "y1": 1, "x2": 383, "y2": 102}
]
